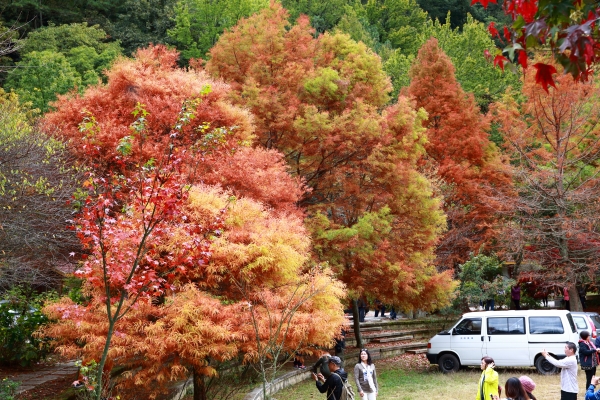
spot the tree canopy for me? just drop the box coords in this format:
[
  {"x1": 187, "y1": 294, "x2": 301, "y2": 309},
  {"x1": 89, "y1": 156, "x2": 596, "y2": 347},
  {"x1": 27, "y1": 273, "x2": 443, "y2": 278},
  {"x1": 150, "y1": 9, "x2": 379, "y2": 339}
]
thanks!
[
  {"x1": 474, "y1": 0, "x2": 600, "y2": 89},
  {"x1": 407, "y1": 38, "x2": 512, "y2": 268},
  {"x1": 5, "y1": 23, "x2": 121, "y2": 111},
  {"x1": 491, "y1": 59, "x2": 600, "y2": 311},
  {"x1": 168, "y1": 0, "x2": 269, "y2": 63},
  {"x1": 207, "y1": 3, "x2": 455, "y2": 310},
  {"x1": 0, "y1": 89, "x2": 81, "y2": 290},
  {"x1": 41, "y1": 45, "x2": 344, "y2": 399}
]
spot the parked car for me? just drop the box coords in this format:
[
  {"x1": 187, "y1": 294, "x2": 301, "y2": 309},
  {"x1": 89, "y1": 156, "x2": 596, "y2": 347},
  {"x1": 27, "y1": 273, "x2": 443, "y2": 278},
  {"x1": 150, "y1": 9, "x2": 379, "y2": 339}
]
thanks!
[
  {"x1": 426, "y1": 310, "x2": 578, "y2": 374},
  {"x1": 571, "y1": 311, "x2": 598, "y2": 339},
  {"x1": 585, "y1": 312, "x2": 600, "y2": 330}
]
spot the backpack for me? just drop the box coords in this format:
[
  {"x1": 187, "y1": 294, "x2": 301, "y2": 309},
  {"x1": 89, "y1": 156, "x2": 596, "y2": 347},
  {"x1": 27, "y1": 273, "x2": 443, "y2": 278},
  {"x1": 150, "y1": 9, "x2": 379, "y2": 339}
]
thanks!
[{"x1": 330, "y1": 372, "x2": 355, "y2": 400}]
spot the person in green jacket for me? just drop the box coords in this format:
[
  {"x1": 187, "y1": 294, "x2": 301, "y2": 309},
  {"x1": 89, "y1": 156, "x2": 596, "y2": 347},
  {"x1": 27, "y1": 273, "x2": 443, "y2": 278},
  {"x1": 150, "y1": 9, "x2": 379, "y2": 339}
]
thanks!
[{"x1": 476, "y1": 356, "x2": 499, "y2": 400}]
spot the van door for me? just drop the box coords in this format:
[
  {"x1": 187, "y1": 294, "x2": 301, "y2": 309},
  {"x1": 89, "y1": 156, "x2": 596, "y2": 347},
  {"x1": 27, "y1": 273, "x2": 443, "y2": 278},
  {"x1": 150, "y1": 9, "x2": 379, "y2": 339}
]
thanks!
[
  {"x1": 528, "y1": 315, "x2": 571, "y2": 362},
  {"x1": 450, "y1": 317, "x2": 485, "y2": 365},
  {"x1": 483, "y1": 316, "x2": 529, "y2": 366}
]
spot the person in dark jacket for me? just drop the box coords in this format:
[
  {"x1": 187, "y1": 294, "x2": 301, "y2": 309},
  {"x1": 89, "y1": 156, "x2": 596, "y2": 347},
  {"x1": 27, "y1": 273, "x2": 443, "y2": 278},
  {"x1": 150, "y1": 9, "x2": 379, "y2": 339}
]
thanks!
[
  {"x1": 511, "y1": 284, "x2": 521, "y2": 310},
  {"x1": 579, "y1": 330, "x2": 599, "y2": 389},
  {"x1": 311, "y1": 354, "x2": 332, "y2": 377},
  {"x1": 313, "y1": 356, "x2": 348, "y2": 400}
]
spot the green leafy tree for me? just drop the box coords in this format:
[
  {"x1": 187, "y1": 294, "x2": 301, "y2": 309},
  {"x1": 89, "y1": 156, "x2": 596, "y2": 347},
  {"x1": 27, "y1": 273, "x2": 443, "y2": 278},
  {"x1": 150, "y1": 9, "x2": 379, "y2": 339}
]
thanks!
[
  {"x1": 0, "y1": 0, "x2": 88, "y2": 29},
  {"x1": 19, "y1": 22, "x2": 121, "y2": 79},
  {"x1": 0, "y1": 287, "x2": 55, "y2": 366},
  {"x1": 0, "y1": 0, "x2": 175, "y2": 56},
  {"x1": 334, "y1": 5, "x2": 379, "y2": 50},
  {"x1": 104, "y1": 0, "x2": 177, "y2": 55},
  {"x1": 454, "y1": 254, "x2": 514, "y2": 310},
  {"x1": 418, "y1": 14, "x2": 520, "y2": 110},
  {"x1": 4, "y1": 50, "x2": 80, "y2": 112},
  {"x1": 416, "y1": 0, "x2": 469, "y2": 28},
  {"x1": 363, "y1": 0, "x2": 429, "y2": 54},
  {"x1": 384, "y1": 14, "x2": 520, "y2": 109},
  {"x1": 383, "y1": 51, "x2": 415, "y2": 100},
  {"x1": 6, "y1": 23, "x2": 121, "y2": 111},
  {"x1": 168, "y1": 0, "x2": 269, "y2": 63},
  {"x1": 281, "y1": 0, "x2": 350, "y2": 33}
]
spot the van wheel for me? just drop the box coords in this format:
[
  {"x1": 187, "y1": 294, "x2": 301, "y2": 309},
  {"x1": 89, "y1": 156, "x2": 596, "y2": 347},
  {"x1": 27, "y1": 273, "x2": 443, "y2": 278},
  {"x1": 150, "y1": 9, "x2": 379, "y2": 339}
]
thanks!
[
  {"x1": 438, "y1": 354, "x2": 460, "y2": 373},
  {"x1": 535, "y1": 356, "x2": 558, "y2": 375}
]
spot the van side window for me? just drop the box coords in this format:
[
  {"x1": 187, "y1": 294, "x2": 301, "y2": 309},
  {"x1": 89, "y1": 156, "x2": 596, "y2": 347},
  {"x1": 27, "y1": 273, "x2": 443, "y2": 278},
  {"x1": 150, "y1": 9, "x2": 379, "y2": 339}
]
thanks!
[
  {"x1": 487, "y1": 317, "x2": 525, "y2": 334},
  {"x1": 529, "y1": 316, "x2": 565, "y2": 334},
  {"x1": 454, "y1": 318, "x2": 482, "y2": 335}
]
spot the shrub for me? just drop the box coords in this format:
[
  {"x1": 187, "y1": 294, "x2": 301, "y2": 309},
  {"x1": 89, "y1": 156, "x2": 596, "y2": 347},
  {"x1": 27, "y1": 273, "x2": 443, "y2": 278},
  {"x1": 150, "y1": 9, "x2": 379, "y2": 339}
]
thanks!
[
  {"x1": 0, "y1": 378, "x2": 19, "y2": 400},
  {"x1": 0, "y1": 287, "x2": 55, "y2": 366}
]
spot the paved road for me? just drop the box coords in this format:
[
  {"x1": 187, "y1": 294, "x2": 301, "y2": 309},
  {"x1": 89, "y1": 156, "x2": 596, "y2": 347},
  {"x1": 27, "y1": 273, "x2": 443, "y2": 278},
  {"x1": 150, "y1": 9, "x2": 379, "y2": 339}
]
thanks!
[{"x1": 12, "y1": 361, "x2": 78, "y2": 394}]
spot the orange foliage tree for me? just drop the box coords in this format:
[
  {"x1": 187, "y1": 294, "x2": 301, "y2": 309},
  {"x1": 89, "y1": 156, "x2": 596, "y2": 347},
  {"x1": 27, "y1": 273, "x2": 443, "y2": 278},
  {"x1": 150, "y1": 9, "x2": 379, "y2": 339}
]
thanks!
[
  {"x1": 40, "y1": 46, "x2": 345, "y2": 400},
  {"x1": 206, "y1": 3, "x2": 455, "y2": 329},
  {"x1": 491, "y1": 62, "x2": 600, "y2": 312},
  {"x1": 406, "y1": 38, "x2": 513, "y2": 268},
  {"x1": 42, "y1": 45, "x2": 304, "y2": 218}
]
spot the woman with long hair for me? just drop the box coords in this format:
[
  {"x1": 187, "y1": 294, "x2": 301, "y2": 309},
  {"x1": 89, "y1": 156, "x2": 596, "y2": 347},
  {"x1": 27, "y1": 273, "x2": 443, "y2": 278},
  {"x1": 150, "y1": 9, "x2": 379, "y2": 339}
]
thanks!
[
  {"x1": 504, "y1": 377, "x2": 530, "y2": 400},
  {"x1": 518, "y1": 376, "x2": 536, "y2": 400},
  {"x1": 579, "y1": 330, "x2": 599, "y2": 389},
  {"x1": 476, "y1": 356, "x2": 498, "y2": 400},
  {"x1": 354, "y1": 348, "x2": 378, "y2": 399}
]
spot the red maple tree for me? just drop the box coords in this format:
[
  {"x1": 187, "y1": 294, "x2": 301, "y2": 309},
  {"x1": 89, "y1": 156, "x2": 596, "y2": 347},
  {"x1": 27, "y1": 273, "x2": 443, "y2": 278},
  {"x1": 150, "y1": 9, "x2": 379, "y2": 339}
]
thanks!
[
  {"x1": 491, "y1": 60, "x2": 600, "y2": 311},
  {"x1": 476, "y1": 0, "x2": 599, "y2": 88},
  {"x1": 40, "y1": 45, "x2": 345, "y2": 399}
]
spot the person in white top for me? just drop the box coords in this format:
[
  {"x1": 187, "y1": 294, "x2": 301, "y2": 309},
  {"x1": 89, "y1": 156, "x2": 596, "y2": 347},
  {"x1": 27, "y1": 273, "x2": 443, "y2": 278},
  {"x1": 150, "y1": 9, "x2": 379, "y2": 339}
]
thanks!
[{"x1": 542, "y1": 342, "x2": 578, "y2": 400}]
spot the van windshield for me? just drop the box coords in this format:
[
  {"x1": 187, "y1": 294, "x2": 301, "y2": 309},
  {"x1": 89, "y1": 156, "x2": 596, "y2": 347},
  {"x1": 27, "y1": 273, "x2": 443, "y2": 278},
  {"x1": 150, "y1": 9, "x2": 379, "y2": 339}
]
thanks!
[{"x1": 453, "y1": 318, "x2": 482, "y2": 335}]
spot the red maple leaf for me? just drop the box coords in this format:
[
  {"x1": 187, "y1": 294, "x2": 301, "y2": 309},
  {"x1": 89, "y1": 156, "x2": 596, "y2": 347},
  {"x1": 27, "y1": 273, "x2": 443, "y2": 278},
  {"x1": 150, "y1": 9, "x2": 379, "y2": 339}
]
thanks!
[
  {"x1": 503, "y1": 26, "x2": 511, "y2": 41},
  {"x1": 515, "y1": 0, "x2": 539, "y2": 22},
  {"x1": 518, "y1": 50, "x2": 528, "y2": 69},
  {"x1": 533, "y1": 63, "x2": 557, "y2": 93},
  {"x1": 583, "y1": 37, "x2": 595, "y2": 65},
  {"x1": 494, "y1": 55, "x2": 509, "y2": 71},
  {"x1": 488, "y1": 22, "x2": 499, "y2": 38}
]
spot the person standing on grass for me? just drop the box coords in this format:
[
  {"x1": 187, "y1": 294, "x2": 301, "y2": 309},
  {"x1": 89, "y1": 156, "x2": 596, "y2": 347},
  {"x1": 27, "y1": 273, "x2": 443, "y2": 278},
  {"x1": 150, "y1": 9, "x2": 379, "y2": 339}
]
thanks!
[
  {"x1": 313, "y1": 356, "x2": 347, "y2": 400},
  {"x1": 542, "y1": 343, "x2": 578, "y2": 400},
  {"x1": 476, "y1": 356, "x2": 498, "y2": 400},
  {"x1": 579, "y1": 330, "x2": 599, "y2": 389},
  {"x1": 354, "y1": 348, "x2": 378, "y2": 399}
]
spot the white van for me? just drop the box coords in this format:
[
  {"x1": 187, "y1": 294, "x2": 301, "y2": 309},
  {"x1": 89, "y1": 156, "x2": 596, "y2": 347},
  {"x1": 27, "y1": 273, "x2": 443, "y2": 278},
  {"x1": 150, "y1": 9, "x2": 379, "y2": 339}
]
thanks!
[{"x1": 426, "y1": 310, "x2": 578, "y2": 374}]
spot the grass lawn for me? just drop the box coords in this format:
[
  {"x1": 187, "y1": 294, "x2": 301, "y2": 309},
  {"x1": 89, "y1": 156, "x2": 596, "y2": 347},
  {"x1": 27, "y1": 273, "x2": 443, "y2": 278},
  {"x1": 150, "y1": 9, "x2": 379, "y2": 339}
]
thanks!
[{"x1": 272, "y1": 354, "x2": 589, "y2": 400}]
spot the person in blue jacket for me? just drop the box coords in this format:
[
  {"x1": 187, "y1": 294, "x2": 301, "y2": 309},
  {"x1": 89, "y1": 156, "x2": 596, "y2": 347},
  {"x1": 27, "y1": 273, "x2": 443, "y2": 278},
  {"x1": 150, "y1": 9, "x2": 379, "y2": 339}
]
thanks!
[{"x1": 586, "y1": 375, "x2": 600, "y2": 400}]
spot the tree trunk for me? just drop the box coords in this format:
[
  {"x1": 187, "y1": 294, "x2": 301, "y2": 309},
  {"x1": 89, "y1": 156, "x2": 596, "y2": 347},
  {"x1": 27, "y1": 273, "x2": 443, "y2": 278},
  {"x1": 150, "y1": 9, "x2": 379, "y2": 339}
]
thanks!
[
  {"x1": 351, "y1": 299, "x2": 364, "y2": 349},
  {"x1": 568, "y1": 284, "x2": 583, "y2": 312},
  {"x1": 193, "y1": 368, "x2": 207, "y2": 400}
]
